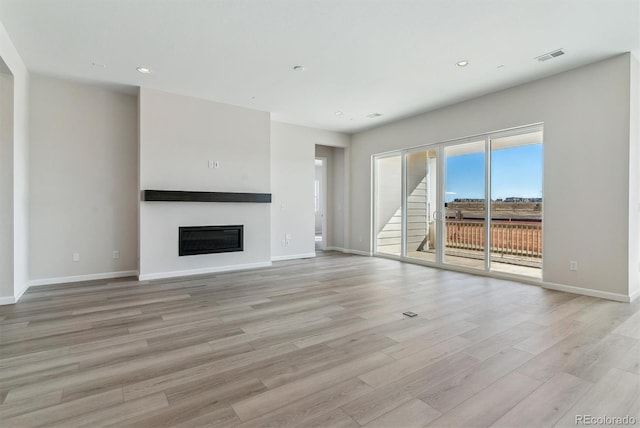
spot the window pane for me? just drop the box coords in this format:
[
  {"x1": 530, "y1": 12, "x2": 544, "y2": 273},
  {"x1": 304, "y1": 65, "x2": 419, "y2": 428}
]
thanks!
[
  {"x1": 443, "y1": 140, "x2": 486, "y2": 270},
  {"x1": 375, "y1": 155, "x2": 402, "y2": 256},
  {"x1": 406, "y1": 150, "x2": 438, "y2": 263},
  {"x1": 490, "y1": 130, "x2": 543, "y2": 278}
]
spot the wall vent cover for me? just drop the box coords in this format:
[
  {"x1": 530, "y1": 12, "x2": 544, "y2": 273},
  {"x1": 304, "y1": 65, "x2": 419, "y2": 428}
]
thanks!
[{"x1": 536, "y1": 49, "x2": 565, "y2": 62}]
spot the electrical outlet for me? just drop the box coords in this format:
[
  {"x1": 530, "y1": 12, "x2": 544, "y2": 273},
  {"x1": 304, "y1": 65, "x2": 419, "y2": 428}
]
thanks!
[
  {"x1": 72, "y1": 253, "x2": 80, "y2": 262},
  {"x1": 113, "y1": 250, "x2": 120, "y2": 260},
  {"x1": 569, "y1": 261, "x2": 578, "y2": 271}
]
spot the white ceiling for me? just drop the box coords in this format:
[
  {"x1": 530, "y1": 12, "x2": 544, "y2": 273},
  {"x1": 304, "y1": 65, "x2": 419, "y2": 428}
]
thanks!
[{"x1": 0, "y1": 0, "x2": 638, "y2": 133}]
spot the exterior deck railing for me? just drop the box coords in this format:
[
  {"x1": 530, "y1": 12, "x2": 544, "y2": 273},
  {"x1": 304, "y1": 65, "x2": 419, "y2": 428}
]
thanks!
[{"x1": 445, "y1": 220, "x2": 542, "y2": 258}]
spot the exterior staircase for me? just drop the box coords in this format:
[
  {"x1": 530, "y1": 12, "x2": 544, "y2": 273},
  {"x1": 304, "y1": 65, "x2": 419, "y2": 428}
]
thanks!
[{"x1": 376, "y1": 178, "x2": 428, "y2": 254}]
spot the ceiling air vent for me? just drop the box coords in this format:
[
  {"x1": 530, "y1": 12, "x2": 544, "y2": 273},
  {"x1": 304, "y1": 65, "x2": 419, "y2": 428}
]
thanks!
[
  {"x1": 535, "y1": 49, "x2": 565, "y2": 62},
  {"x1": 366, "y1": 113, "x2": 383, "y2": 119}
]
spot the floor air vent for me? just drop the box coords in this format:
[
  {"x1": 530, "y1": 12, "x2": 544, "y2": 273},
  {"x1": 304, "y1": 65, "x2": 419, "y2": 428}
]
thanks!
[{"x1": 536, "y1": 49, "x2": 565, "y2": 62}]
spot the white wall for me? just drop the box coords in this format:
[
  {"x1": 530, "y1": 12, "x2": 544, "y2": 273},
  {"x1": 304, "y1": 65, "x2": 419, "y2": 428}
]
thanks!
[
  {"x1": 29, "y1": 76, "x2": 138, "y2": 282},
  {"x1": 351, "y1": 54, "x2": 634, "y2": 299},
  {"x1": 0, "y1": 20, "x2": 28, "y2": 303},
  {"x1": 271, "y1": 122, "x2": 350, "y2": 260},
  {"x1": 629, "y1": 54, "x2": 640, "y2": 300},
  {"x1": 0, "y1": 70, "x2": 13, "y2": 300},
  {"x1": 139, "y1": 88, "x2": 271, "y2": 279}
]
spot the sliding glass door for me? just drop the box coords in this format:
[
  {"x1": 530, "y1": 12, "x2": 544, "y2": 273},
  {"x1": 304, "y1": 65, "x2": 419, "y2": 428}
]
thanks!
[
  {"x1": 373, "y1": 124, "x2": 543, "y2": 279},
  {"x1": 405, "y1": 149, "x2": 439, "y2": 263},
  {"x1": 489, "y1": 129, "x2": 543, "y2": 278},
  {"x1": 374, "y1": 154, "x2": 403, "y2": 257},
  {"x1": 442, "y1": 139, "x2": 486, "y2": 270}
]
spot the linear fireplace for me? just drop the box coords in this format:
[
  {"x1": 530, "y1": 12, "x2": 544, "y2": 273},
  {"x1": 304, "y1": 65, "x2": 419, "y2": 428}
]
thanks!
[{"x1": 179, "y1": 225, "x2": 244, "y2": 256}]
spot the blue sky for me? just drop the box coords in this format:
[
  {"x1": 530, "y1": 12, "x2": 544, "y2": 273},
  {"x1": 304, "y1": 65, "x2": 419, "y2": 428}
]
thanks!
[{"x1": 445, "y1": 144, "x2": 542, "y2": 202}]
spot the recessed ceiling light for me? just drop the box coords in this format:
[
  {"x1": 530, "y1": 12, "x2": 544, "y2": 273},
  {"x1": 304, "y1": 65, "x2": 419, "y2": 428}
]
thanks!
[
  {"x1": 136, "y1": 67, "x2": 152, "y2": 74},
  {"x1": 334, "y1": 111, "x2": 343, "y2": 116},
  {"x1": 456, "y1": 60, "x2": 469, "y2": 67},
  {"x1": 497, "y1": 64, "x2": 505, "y2": 68},
  {"x1": 293, "y1": 65, "x2": 305, "y2": 71}
]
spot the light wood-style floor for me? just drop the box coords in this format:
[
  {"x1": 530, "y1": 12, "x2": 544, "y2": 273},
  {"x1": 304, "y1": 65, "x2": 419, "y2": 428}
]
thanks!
[{"x1": 1, "y1": 252, "x2": 638, "y2": 427}]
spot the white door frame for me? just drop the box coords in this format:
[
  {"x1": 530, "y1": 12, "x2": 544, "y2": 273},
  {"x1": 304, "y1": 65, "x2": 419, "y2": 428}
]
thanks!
[
  {"x1": 371, "y1": 123, "x2": 544, "y2": 279},
  {"x1": 315, "y1": 157, "x2": 328, "y2": 251}
]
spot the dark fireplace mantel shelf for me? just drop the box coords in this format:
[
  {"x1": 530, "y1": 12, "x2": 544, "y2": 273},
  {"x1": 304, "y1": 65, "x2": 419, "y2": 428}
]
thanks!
[{"x1": 143, "y1": 190, "x2": 271, "y2": 203}]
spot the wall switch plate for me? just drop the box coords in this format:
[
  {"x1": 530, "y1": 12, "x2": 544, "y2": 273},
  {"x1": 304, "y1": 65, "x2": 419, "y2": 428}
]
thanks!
[
  {"x1": 214, "y1": 161, "x2": 220, "y2": 168},
  {"x1": 113, "y1": 250, "x2": 120, "y2": 260},
  {"x1": 72, "y1": 253, "x2": 80, "y2": 262},
  {"x1": 569, "y1": 261, "x2": 578, "y2": 271},
  {"x1": 208, "y1": 160, "x2": 214, "y2": 168}
]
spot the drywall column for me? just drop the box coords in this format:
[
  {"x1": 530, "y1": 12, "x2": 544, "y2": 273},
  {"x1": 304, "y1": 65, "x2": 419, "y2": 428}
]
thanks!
[
  {"x1": 0, "y1": 20, "x2": 28, "y2": 304},
  {"x1": 0, "y1": 66, "x2": 13, "y2": 301},
  {"x1": 139, "y1": 88, "x2": 271, "y2": 280},
  {"x1": 629, "y1": 53, "x2": 640, "y2": 300}
]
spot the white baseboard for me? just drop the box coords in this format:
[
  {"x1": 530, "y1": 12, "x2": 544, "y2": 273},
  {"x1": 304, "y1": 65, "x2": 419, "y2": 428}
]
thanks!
[
  {"x1": 139, "y1": 262, "x2": 272, "y2": 281},
  {"x1": 541, "y1": 281, "x2": 631, "y2": 303},
  {"x1": 271, "y1": 253, "x2": 316, "y2": 262},
  {"x1": 28, "y1": 270, "x2": 139, "y2": 288},
  {"x1": 14, "y1": 285, "x2": 28, "y2": 301},
  {"x1": 0, "y1": 282, "x2": 32, "y2": 305},
  {"x1": 0, "y1": 296, "x2": 16, "y2": 305},
  {"x1": 344, "y1": 248, "x2": 372, "y2": 256},
  {"x1": 629, "y1": 287, "x2": 640, "y2": 302},
  {"x1": 324, "y1": 247, "x2": 371, "y2": 256}
]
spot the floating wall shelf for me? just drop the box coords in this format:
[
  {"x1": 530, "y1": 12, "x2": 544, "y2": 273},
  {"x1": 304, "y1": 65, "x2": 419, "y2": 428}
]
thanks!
[{"x1": 143, "y1": 190, "x2": 272, "y2": 203}]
